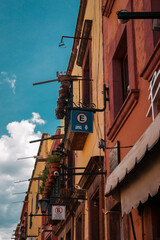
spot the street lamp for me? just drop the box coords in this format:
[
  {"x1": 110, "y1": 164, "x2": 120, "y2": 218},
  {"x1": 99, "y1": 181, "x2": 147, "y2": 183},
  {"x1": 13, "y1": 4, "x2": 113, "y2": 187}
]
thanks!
[
  {"x1": 117, "y1": 10, "x2": 160, "y2": 24},
  {"x1": 39, "y1": 198, "x2": 49, "y2": 214}
]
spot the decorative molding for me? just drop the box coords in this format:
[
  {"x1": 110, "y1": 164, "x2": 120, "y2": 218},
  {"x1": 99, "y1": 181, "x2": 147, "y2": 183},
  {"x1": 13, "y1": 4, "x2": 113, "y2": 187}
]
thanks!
[
  {"x1": 140, "y1": 40, "x2": 160, "y2": 81},
  {"x1": 77, "y1": 20, "x2": 92, "y2": 67},
  {"x1": 107, "y1": 90, "x2": 139, "y2": 141},
  {"x1": 79, "y1": 156, "x2": 104, "y2": 190},
  {"x1": 102, "y1": 0, "x2": 115, "y2": 17}
]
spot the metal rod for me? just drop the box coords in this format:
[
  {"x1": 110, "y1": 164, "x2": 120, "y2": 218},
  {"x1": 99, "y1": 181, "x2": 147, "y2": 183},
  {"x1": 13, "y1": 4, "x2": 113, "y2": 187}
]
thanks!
[
  {"x1": 27, "y1": 236, "x2": 39, "y2": 238},
  {"x1": 14, "y1": 177, "x2": 41, "y2": 183},
  {"x1": 130, "y1": 212, "x2": 137, "y2": 240},
  {"x1": 30, "y1": 134, "x2": 64, "y2": 143},
  {"x1": 29, "y1": 214, "x2": 51, "y2": 217},
  {"x1": 14, "y1": 179, "x2": 30, "y2": 183},
  {"x1": 36, "y1": 159, "x2": 48, "y2": 162},
  {"x1": 68, "y1": 167, "x2": 86, "y2": 169},
  {"x1": 50, "y1": 196, "x2": 87, "y2": 200},
  {"x1": 17, "y1": 156, "x2": 35, "y2": 160},
  {"x1": 61, "y1": 35, "x2": 92, "y2": 43},
  {"x1": 12, "y1": 191, "x2": 27, "y2": 195},
  {"x1": 11, "y1": 201, "x2": 29, "y2": 204},
  {"x1": 33, "y1": 78, "x2": 92, "y2": 86},
  {"x1": 117, "y1": 11, "x2": 160, "y2": 19},
  {"x1": 42, "y1": 230, "x2": 54, "y2": 232},
  {"x1": 60, "y1": 171, "x2": 106, "y2": 176},
  {"x1": 61, "y1": 165, "x2": 86, "y2": 170},
  {"x1": 105, "y1": 145, "x2": 133, "y2": 149},
  {"x1": 33, "y1": 78, "x2": 58, "y2": 86}
]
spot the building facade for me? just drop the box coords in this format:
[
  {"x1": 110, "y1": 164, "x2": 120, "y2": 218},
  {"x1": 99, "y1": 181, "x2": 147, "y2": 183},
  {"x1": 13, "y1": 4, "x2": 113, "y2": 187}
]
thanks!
[
  {"x1": 16, "y1": 0, "x2": 160, "y2": 239},
  {"x1": 103, "y1": 0, "x2": 160, "y2": 239}
]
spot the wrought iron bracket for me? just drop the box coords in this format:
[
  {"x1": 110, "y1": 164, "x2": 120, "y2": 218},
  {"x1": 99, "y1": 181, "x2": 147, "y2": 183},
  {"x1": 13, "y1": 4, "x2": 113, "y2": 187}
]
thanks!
[
  {"x1": 60, "y1": 171, "x2": 106, "y2": 176},
  {"x1": 59, "y1": 35, "x2": 92, "y2": 47},
  {"x1": 65, "y1": 84, "x2": 109, "y2": 113},
  {"x1": 29, "y1": 213, "x2": 51, "y2": 217},
  {"x1": 61, "y1": 163, "x2": 86, "y2": 170}
]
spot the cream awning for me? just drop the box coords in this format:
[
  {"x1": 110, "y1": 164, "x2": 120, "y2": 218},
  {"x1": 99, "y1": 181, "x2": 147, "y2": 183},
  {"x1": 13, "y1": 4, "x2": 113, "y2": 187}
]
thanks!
[{"x1": 105, "y1": 113, "x2": 160, "y2": 215}]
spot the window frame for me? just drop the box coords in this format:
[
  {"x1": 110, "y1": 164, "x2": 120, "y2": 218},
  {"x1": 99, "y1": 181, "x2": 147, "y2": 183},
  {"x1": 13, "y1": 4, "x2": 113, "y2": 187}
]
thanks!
[{"x1": 107, "y1": 23, "x2": 139, "y2": 141}]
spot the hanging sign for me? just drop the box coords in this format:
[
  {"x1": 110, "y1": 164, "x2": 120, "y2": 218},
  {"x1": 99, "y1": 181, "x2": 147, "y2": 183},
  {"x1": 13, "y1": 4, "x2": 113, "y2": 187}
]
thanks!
[
  {"x1": 52, "y1": 205, "x2": 66, "y2": 220},
  {"x1": 71, "y1": 110, "x2": 93, "y2": 133}
]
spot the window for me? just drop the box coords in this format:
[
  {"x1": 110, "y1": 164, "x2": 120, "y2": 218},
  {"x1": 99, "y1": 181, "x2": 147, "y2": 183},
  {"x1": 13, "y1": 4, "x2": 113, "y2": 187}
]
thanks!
[
  {"x1": 112, "y1": 28, "x2": 128, "y2": 119},
  {"x1": 146, "y1": 70, "x2": 160, "y2": 120},
  {"x1": 36, "y1": 193, "x2": 39, "y2": 212},
  {"x1": 89, "y1": 192, "x2": 100, "y2": 240},
  {"x1": 107, "y1": 24, "x2": 139, "y2": 140},
  {"x1": 82, "y1": 53, "x2": 91, "y2": 105},
  {"x1": 121, "y1": 53, "x2": 129, "y2": 102},
  {"x1": 76, "y1": 214, "x2": 83, "y2": 240},
  {"x1": 66, "y1": 229, "x2": 71, "y2": 240},
  {"x1": 82, "y1": 40, "x2": 92, "y2": 107}
]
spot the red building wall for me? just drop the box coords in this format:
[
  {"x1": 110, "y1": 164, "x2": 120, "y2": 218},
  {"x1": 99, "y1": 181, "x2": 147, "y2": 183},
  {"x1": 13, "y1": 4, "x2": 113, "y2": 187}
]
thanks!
[{"x1": 102, "y1": 0, "x2": 160, "y2": 239}]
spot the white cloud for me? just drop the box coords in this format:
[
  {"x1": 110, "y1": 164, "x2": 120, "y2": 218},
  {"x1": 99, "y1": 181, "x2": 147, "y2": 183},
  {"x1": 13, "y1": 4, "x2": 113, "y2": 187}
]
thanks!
[
  {"x1": 0, "y1": 113, "x2": 46, "y2": 238},
  {"x1": 31, "y1": 112, "x2": 46, "y2": 125},
  {"x1": 0, "y1": 72, "x2": 16, "y2": 94},
  {"x1": 1, "y1": 71, "x2": 7, "y2": 76},
  {"x1": 0, "y1": 224, "x2": 16, "y2": 240}
]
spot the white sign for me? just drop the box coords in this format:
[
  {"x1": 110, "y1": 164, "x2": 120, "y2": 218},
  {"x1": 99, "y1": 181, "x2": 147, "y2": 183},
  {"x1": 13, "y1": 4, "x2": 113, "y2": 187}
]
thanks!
[{"x1": 52, "y1": 205, "x2": 66, "y2": 220}]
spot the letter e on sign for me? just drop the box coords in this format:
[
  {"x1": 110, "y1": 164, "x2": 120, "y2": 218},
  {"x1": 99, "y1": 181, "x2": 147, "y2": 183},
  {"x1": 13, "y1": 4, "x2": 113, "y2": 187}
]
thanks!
[{"x1": 76, "y1": 113, "x2": 88, "y2": 124}]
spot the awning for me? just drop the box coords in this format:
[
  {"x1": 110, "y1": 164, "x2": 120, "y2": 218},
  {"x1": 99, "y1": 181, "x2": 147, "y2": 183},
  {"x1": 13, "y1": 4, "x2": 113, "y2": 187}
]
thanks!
[{"x1": 105, "y1": 113, "x2": 160, "y2": 215}]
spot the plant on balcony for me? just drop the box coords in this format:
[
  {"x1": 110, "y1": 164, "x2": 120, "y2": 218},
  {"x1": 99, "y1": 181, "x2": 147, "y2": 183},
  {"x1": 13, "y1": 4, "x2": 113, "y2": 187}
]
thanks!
[
  {"x1": 39, "y1": 167, "x2": 50, "y2": 195},
  {"x1": 58, "y1": 71, "x2": 71, "y2": 88},
  {"x1": 55, "y1": 108, "x2": 65, "y2": 119},
  {"x1": 57, "y1": 98, "x2": 67, "y2": 109},
  {"x1": 47, "y1": 154, "x2": 61, "y2": 173},
  {"x1": 59, "y1": 87, "x2": 69, "y2": 99}
]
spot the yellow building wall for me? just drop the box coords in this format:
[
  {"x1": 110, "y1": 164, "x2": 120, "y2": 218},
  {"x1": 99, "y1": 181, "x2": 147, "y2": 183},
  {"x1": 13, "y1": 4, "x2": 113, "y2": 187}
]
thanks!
[
  {"x1": 61, "y1": 1, "x2": 104, "y2": 239},
  {"x1": 27, "y1": 135, "x2": 53, "y2": 240},
  {"x1": 73, "y1": 0, "x2": 104, "y2": 188}
]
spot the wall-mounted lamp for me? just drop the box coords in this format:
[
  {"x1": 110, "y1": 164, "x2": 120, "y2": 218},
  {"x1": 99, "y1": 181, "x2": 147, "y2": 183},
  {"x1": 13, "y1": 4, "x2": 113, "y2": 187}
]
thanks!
[
  {"x1": 117, "y1": 10, "x2": 160, "y2": 24},
  {"x1": 59, "y1": 35, "x2": 92, "y2": 48},
  {"x1": 39, "y1": 198, "x2": 49, "y2": 214}
]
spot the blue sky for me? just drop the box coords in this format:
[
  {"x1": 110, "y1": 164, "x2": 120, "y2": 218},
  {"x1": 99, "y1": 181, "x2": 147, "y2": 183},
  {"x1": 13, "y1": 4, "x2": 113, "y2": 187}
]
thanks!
[
  {"x1": 0, "y1": 0, "x2": 80, "y2": 238},
  {"x1": 0, "y1": 0, "x2": 80, "y2": 136}
]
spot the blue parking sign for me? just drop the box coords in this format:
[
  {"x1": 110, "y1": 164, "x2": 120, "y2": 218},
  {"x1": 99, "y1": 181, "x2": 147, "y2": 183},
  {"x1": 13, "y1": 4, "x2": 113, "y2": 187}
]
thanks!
[{"x1": 71, "y1": 110, "x2": 93, "y2": 133}]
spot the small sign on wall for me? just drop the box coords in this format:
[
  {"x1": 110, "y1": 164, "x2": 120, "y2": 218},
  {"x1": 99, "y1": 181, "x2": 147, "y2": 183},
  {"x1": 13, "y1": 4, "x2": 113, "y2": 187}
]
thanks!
[
  {"x1": 52, "y1": 205, "x2": 66, "y2": 220},
  {"x1": 71, "y1": 110, "x2": 93, "y2": 133},
  {"x1": 109, "y1": 141, "x2": 120, "y2": 173}
]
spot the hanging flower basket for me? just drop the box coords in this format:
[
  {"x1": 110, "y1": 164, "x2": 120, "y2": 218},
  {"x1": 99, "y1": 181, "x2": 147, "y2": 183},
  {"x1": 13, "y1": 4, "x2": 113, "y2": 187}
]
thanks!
[
  {"x1": 42, "y1": 193, "x2": 48, "y2": 198},
  {"x1": 57, "y1": 98, "x2": 67, "y2": 109},
  {"x1": 47, "y1": 154, "x2": 61, "y2": 172},
  {"x1": 60, "y1": 78, "x2": 71, "y2": 88},
  {"x1": 42, "y1": 190, "x2": 48, "y2": 197},
  {"x1": 48, "y1": 176, "x2": 54, "y2": 183},
  {"x1": 59, "y1": 74, "x2": 71, "y2": 88},
  {"x1": 50, "y1": 162, "x2": 60, "y2": 172},
  {"x1": 45, "y1": 181, "x2": 52, "y2": 188},
  {"x1": 59, "y1": 88, "x2": 69, "y2": 99},
  {"x1": 55, "y1": 108, "x2": 65, "y2": 119}
]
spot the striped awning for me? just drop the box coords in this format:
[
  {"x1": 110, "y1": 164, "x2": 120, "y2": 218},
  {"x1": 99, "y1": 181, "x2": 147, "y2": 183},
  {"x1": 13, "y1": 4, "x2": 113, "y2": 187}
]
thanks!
[{"x1": 105, "y1": 113, "x2": 160, "y2": 215}]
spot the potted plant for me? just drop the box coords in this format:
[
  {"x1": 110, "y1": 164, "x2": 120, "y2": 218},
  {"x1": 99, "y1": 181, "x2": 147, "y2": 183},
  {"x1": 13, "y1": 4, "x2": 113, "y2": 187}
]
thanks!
[
  {"x1": 47, "y1": 154, "x2": 61, "y2": 172},
  {"x1": 58, "y1": 71, "x2": 71, "y2": 88},
  {"x1": 39, "y1": 167, "x2": 49, "y2": 196},
  {"x1": 59, "y1": 87, "x2": 69, "y2": 99},
  {"x1": 57, "y1": 98, "x2": 67, "y2": 109},
  {"x1": 55, "y1": 108, "x2": 64, "y2": 119}
]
